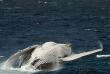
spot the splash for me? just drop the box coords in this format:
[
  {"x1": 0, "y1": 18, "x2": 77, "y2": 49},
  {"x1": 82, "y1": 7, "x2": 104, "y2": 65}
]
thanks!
[
  {"x1": 98, "y1": 41, "x2": 103, "y2": 49},
  {"x1": 96, "y1": 41, "x2": 110, "y2": 58},
  {"x1": 0, "y1": 56, "x2": 40, "y2": 73},
  {"x1": 0, "y1": 62, "x2": 62, "y2": 73},
  {"x1": 0, "y1": 56, "x2": 62, "y2": 73},
  {"x1": 0, "y1": 62, "x2": 40, "y2": 74}
]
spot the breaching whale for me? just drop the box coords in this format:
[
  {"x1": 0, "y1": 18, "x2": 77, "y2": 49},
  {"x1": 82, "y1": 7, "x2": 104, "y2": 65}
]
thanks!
[{"x1": 5, "y1": 41, "x2": 103, "y2": 70}]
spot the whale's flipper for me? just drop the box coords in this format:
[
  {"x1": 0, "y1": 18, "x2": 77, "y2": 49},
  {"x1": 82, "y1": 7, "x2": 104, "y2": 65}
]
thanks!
[
  {"x1": 5, "y1": 44, "x2": 39, "y2": 64},
  {"x1": 60, "y1": 49, "x2": 103, "y2": 61}
]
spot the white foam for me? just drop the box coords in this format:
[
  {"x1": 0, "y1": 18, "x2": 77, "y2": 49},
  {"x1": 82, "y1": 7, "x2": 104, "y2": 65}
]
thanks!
[
  {"x1": 97, "y1": 54, "x2": 110, "y2": 58},
  {"x1": 0, "y1": 56, "x2": 4, "y2": 58},
  {"x1": 96, "y1": 42, "x2": 110, "y2": 58},
  {"x1": 0, "y1": 61, "x2": 40, "y2": 73},
  {"x1": 0, "y1": 62, "x2": 61, "y2": 73},
  {"x1": 0, "y1": 55, "x2": 38, "y2": 73}
]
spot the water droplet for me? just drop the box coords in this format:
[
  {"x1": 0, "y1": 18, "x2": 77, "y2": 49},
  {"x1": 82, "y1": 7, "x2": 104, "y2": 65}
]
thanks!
[{"x1": 44, "y1": 2, "x2": 47, "y2": 4}]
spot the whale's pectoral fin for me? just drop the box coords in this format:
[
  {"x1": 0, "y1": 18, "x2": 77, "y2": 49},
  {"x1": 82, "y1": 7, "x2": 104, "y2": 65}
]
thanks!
[
  {"x1": 5, "y1": 44, "x2": 40, "y2": 64},
  {"x1": 60, "y1": 49, "x2": 103, "y2": 61}
]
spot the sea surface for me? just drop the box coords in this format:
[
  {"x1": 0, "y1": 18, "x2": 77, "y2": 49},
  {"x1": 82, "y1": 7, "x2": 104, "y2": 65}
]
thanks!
[{"x1": 0, "y1": 0, "x2": 110, "y2": 74}]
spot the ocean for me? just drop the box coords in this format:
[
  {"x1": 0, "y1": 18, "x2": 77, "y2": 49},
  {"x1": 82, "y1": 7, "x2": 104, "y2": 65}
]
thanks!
[{"x1": 0, "y1": 0, "x2": 110, "y2": 74}]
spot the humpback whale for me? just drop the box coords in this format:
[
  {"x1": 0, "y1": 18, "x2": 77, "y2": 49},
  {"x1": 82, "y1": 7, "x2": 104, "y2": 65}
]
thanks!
[{"x1": 5, "y1": 41, "x2": 103, "y2": 70}]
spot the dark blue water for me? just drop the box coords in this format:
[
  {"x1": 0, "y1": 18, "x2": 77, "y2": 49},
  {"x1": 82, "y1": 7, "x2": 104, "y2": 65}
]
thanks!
[{"x1": 0, "y1": 0, "x2": 110, "y2": 74}]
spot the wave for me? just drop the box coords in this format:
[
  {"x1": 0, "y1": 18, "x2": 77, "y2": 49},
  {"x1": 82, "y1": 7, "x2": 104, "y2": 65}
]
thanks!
[
  {"x1": 97, "y1": 54, "x2": 110, "y2": 58},
  {"x1": 0, "y1": 56, "x2": 4, "y2": 58}
]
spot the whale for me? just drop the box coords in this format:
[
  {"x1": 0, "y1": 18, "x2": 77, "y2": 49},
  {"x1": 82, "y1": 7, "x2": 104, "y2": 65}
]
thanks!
[{"x1": 5, "y1": 41, "x2": 103, "y2": 70}]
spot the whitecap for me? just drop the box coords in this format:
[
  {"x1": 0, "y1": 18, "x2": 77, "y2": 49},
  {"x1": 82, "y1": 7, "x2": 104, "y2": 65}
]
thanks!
[
  {"x1": 0, "y1": 56, "x2": 4, "y2": 58},
  {"x1": 97, "y1": 54, "x2": 110, "y2": 58}
]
